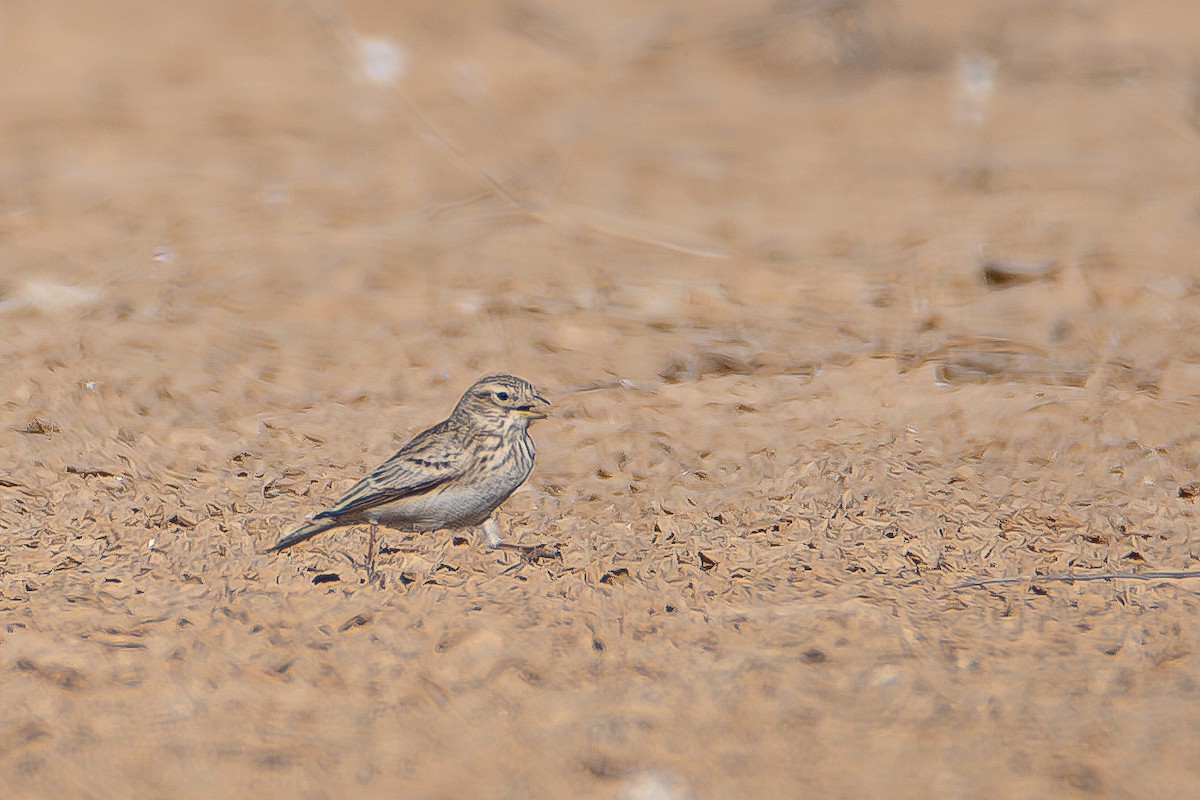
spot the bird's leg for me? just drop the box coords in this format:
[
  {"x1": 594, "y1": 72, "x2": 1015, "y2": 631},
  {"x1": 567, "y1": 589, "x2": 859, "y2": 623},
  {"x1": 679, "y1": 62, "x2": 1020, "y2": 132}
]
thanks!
[
  {"x1": 482, "y1": 516, "x2": 561, "y2": 562},
  {"x1": 366, "y1": 522, "x2": 379, "y2": 585},
  {"x1": 482, "y1": 516, "x2": 505, "y2": 548}
]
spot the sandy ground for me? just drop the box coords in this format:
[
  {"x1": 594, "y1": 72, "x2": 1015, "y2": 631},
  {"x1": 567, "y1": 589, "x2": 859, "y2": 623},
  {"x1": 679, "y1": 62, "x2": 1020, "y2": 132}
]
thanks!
[{"x1": 3, "y1": 1, "x2": 1200, "y2": 797}]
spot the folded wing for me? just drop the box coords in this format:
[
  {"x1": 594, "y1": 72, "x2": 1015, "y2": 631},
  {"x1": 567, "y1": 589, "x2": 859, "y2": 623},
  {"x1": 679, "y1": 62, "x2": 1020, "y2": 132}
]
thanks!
[{"x1": 316, "y1": 422, "x2": 466, "y2": 521}]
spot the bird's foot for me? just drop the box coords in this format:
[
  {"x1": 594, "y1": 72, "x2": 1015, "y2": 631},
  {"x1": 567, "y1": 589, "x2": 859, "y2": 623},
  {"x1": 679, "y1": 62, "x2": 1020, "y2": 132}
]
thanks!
[
  {"x1": 482, "y1": 517, "x2": 560, "y2": 562},
  {"x1": 491, "y1": 541, "x2": 562, "y2": 563}
]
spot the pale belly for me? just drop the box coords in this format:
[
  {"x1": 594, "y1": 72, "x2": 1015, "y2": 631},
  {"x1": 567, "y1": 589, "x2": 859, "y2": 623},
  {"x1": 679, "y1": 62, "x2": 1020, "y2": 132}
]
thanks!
[{"x1": 365, "y1": 460, "x2": 533, "y2": 532}]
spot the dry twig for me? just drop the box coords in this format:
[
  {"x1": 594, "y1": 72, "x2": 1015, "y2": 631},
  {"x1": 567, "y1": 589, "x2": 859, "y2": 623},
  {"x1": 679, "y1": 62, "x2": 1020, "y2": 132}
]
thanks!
[{"x1": 953, "y1": 570, "x2": 1200, "y2": 590}]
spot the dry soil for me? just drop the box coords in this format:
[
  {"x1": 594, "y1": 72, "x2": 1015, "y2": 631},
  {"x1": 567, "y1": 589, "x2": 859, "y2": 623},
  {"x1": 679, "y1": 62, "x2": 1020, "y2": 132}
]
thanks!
[{"x1": 3, "y1": 1, "x2": 1200, "y2": 798}]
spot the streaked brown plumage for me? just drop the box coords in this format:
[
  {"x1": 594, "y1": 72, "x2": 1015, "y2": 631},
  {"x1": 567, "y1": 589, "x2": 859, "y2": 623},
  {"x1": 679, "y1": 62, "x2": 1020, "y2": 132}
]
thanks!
[{"x1": 268, "y1": 374, "x2": 550, "y2": 555}]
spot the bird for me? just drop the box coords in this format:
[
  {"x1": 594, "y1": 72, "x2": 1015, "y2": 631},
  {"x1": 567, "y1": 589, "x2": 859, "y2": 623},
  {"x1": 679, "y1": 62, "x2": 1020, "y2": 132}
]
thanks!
[{"x1": 267, "y1": 374, "x2": 553, "y2": 569}]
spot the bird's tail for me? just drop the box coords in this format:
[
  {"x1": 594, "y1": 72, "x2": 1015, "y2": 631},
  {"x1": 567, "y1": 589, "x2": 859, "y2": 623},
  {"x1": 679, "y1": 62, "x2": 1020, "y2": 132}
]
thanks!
[{"x1": 267, "y1": 515, "x2": 340, "y2": 553}]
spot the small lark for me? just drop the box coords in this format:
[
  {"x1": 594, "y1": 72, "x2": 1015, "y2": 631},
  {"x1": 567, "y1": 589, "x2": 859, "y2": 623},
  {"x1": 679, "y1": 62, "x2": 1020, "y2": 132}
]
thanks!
[{"x1": 268, "y1": 374, "x2": 553, "y2": 564}]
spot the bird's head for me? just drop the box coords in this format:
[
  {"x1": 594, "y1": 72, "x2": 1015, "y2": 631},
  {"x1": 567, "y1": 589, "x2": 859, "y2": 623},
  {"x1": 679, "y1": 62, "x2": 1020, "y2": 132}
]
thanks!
[{"x1": 455, "y1": 374, "x2": 550, "y2": 432}]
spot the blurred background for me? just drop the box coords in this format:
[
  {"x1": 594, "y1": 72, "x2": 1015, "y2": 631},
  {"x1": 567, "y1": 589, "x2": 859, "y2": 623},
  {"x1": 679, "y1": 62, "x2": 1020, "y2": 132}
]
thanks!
[
  {"x1": 3, "y1": 1, "x2": 1200, "y2": 798},
  {"x1": 2, "y1": 0, "x2": 1197, "y2": 402}
]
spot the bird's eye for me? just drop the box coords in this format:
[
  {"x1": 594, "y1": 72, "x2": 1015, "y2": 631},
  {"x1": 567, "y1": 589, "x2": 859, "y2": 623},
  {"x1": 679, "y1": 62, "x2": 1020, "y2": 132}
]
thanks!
[{"x1": 495, "y1": 390, "x2": 510, "y2": 401}]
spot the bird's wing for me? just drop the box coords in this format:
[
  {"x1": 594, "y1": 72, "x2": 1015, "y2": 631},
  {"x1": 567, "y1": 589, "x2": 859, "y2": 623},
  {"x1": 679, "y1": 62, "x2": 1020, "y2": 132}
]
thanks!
[{"x1": 316, "y1": 422, "x2": 467, "y2": 520}]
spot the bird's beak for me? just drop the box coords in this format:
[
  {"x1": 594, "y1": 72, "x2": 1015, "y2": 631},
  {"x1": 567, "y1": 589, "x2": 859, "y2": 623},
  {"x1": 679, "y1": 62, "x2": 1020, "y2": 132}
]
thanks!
[{"x1": 523, "y1": 394, "x2": 551, "y2": 419}]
